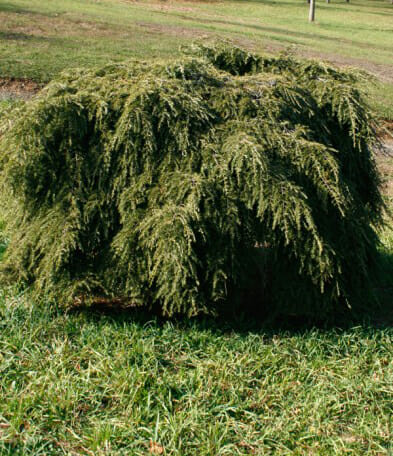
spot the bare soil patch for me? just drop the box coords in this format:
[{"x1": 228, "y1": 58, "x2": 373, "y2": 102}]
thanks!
[
  {"x1": 136, "y1": 21, "x2": 208, "y2": 39},
  {"x1": 0, "y1": 78, "x2": 42, "y2": 100},
  {"x1": 379, "y1": 121, "x2": 393, "y2": 139}
]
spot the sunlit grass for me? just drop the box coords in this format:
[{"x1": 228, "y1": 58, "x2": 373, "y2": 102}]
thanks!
[{"x1": 0, "y1": 293, "x2": 392, "y2": 455}]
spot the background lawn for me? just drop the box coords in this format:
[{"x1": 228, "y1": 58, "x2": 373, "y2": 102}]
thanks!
[{"x1": 0, "y1": 0, "x2": 393, "y2": 119}]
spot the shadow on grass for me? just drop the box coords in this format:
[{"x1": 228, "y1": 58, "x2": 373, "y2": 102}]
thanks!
[
  {"x1": 67, "y1": 248, "x2": 393, "y2": 337},
  {"x1": 0, "y1": 31, "x2": 57, "y2": 43},
  {"x1": 1, "y1": 227, "x2": 391, "y2": 336},
  {"x1": 1, "y1": 229, "x2": 391, "y2": 335},
  {"x1": 0, "y1": 2, "x2": 59, "y2": 17}
]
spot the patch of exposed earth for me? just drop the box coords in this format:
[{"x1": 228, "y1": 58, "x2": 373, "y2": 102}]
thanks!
[
  {"x1": 0, "y1": 78, "x2": 42, "y2": 101},
  {"x1": 135, "y1": 21, "x2": 209, "y2": 39}
]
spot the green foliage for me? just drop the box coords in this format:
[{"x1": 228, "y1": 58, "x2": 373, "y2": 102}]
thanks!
[{"x1": 0, "y1": 42, "x2": 384, "y2": 317}]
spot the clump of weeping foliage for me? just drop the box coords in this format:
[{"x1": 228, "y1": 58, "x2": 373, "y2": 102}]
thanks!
[{"x1": 0, "y1": 42, "x2": 384, "y2": 317}]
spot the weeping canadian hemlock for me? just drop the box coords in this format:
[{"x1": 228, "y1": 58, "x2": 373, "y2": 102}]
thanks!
[{"x1": 0, "y1": 42, "x2": 384, "y2": 317}]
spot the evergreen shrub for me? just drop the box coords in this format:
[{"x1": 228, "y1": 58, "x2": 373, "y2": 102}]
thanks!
[{"x1": 0, "y1": 42, "x2": 384, "y2": 317}]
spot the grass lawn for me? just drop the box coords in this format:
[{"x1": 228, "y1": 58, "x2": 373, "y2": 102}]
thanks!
[
  {"x1": 0, "y1": 294, "x2": 393, "y2": 455},
  {"x1": 0, "y1": 0, "x2": 393, "y2": 119}
]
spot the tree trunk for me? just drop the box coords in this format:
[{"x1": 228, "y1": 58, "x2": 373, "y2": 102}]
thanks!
[
  {"x1": 309, "y1": 0, "x2": 316, "y2": 21},
  {"x1": 326, "y1": 0, "x2": 330, "y2": 3}
]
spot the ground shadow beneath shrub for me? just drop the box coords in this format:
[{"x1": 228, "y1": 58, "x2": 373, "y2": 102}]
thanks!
[{"x1": 71, "y1": 248, "x2": 393, "y2": 337}]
